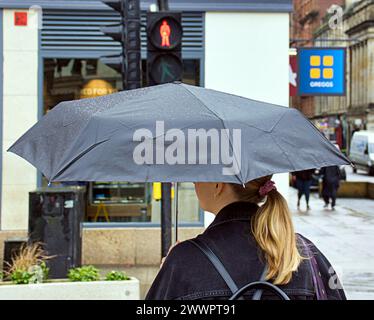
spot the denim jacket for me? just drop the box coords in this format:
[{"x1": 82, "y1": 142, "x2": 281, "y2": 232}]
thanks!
[{"x1": 145, "y1": 201, "x2": 346, "y2": 300}]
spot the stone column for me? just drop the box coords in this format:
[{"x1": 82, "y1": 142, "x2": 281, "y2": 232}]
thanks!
[{"x1": 366, "y1": 36, "x2": 374, "y2": 129}]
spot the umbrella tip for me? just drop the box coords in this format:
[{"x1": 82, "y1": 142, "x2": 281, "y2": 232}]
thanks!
[{"x1": 242, "y1": 183, "x2": 246, "y2": 188}]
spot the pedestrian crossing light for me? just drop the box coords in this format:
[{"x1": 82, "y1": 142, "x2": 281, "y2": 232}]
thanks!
[
  {"x1": 99, "y1": 0, "x2": 126, "y2": 89},
  {"x1": 100, "y1": 0, "x2": 142, "y2": 90},
  {"x1": 147, "y1": 11, "x2": 183, "y2": 85}
]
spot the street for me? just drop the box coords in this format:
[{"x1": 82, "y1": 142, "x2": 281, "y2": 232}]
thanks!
[
  {"x1": 345, "y1": 165, "x2": 374, "y2": 183},
  {"x1": 290, "y1": 169, "x2": 374, "y2": 299}
]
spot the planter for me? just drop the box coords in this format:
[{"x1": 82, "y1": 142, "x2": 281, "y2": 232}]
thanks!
[{"x1": 0, "y1": 277, "x2": 140, "y2": 300}]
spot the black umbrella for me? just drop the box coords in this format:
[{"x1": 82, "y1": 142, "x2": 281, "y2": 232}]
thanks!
[{"x1": 8, "y1": 82, "x2": 351, "y2": 184}]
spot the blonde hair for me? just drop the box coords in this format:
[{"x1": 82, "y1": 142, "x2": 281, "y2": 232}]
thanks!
[{"x1": 230, "y1": 175, "x2": 303, "y2": 285}]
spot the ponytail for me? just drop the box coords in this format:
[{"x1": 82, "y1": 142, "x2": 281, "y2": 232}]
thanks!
[
  {"x1": 251, "y1": 189, "x2": 303, "y2": 285},
  {"x1": 230, "y1": 177, "x2": 303, "y2": 285}
]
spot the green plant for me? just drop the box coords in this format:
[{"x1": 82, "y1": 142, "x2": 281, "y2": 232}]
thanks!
[
  {"x1": 10, "y1": 269, "x2": 34, "y2": 285},
  {"x1": 40, "y1": 261, "x2": 49, "y2": 280},
  {"x1": 68, "y1": 265, "x2": 100, "y2": 282},
  {"x1": 105, "y1": 270, "x2": 130, "y2": 281},
  {"x1": 5, "y1": 242, "x2": 54, "y2": 284}
]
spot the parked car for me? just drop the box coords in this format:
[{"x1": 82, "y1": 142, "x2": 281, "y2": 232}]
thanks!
[{"x1": 348, "y1": 131, "x2": 374, "y2": 176}]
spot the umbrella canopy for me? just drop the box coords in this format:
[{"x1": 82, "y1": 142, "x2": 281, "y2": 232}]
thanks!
[{"x1": 8, "y1": 82, "x2": 351, "y2": 184}]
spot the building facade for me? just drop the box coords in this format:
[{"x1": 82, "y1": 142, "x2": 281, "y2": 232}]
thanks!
[
  {"x1": 313, "y1": 0, "x2": 374, "y2": 152},
  {"x1": 290, "y1": 0, "x2": 345, "y2": 118},
  {"x1": 345, "y1": 0, "x2": 374, "y2": 133},
  {"x1": 0, "y1": 0, "x2": 292, "y2": 296}
]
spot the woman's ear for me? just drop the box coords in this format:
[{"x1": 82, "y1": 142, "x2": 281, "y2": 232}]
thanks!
[{"x1": 214, "y1": 183, "x2": 224, "y2": 198}]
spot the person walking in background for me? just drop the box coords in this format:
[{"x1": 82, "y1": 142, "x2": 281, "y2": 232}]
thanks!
[
  {"x1": 293, "y1": 169, "x2": 315, "y2": 210},
  {"x1": 320, "y1": 166, "x2": 341, "y2": 210}
]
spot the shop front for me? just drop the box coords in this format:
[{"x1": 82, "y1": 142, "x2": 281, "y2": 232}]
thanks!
[
  {"x1": 0, "y1": 4, "x2": 206, "y2": 270},
  {"x1": 40, "y1": 7, "x2": 205, "y2": 228},
  {"x1": 43, "y1": 57, "x2": 203, "y2": 226}
]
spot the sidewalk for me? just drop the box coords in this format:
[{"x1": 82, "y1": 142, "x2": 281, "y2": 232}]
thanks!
[{"x1": 289, "y1": 187, "x2": 374, "y2": 299}]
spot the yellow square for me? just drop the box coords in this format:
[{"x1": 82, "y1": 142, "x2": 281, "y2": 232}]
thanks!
[
  {"x1": 310, "y1": 68, "x2": 321, "y2": 79},
  {"x1": 310, "y1": 55, "x2": 321, "y2": 66},
  {"x1": 323, "y1": 68, "x2": 333, "y2": 79},
  {"x1": 323, "y1": 55, "x2": 334, "y2": 66}
]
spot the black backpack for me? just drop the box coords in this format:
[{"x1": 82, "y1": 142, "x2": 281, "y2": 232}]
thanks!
[{"x1": 188, "y1": 235, "x2": 327, "y2": 300}]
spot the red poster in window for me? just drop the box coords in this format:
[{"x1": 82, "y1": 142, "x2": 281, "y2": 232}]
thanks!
[
  {"x1": 289, "y1": 55, "x2": 297, "y2": 96},
  {"x1": 14, "y1": 12, "x2": 28, "y2": 26}
]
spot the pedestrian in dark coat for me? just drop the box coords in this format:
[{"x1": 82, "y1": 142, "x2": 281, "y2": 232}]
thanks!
[
  {"x1": 320, "y1": 166, "x2": 341, "y2": 210},
  {"x1": 145, "y1": 175, "x2": 346, "y2": 300},
  {"x1": 293, "y1": 169, "x2": 315, "y2": 210}
]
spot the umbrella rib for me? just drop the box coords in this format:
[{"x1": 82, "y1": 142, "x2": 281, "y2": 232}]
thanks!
[{"x1": 179, "y1": 84, "x2": 245, "y2": 184}]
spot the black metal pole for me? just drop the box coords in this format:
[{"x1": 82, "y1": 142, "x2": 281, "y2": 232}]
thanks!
[
  {"x1": 124, "y1": 0, "x2": 142, "y2": 90},
  {"x1": 156, "y1": 0, "x2": 172, "y2": 258},
  {"x1": 161, "y1": 183, "x2": 172, "y2": 258}
]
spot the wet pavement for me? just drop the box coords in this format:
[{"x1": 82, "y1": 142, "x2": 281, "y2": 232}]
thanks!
[
  {"x1": 289, "y1": 187, "x2": 374, "y2": 300},
  {"x1": 345, "y1": 166, "x2": 374, "y2": 183}
]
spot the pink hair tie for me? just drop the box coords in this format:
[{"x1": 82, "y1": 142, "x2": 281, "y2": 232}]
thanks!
[{"x1": 259, "y1": 180, "x2": 276, "y2": 197}]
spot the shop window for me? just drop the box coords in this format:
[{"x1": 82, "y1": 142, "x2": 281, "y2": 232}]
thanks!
[{"x1": 43, "y1": 58, "x2": 201, "y2": 224}]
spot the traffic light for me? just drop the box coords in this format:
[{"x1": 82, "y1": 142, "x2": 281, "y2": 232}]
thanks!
[
  {"x1": 100, "y1": 0, "x2": 141, "y2": 90},
  {"x1": 124, "y1": 0, "x2": 141, "y2": 90},
  {"x1": 147, "y1": 12, "x2": 183, "y2": 85}
]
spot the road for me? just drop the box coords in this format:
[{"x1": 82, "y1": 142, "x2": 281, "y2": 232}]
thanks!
[
  {"x1": 345, "y1": 165, "x2": 374, "y2": 182},
  {"x1": 289, "y1": 170, "x2": 374, "y2": 299}
]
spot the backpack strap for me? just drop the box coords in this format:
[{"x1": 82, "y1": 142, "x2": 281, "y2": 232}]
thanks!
[
  {"x1": 189, "y1": 238, "x2": 239, "y2": 294},
  {"x1": 188, "y1": 238, "x2": 267, "y2": 300},
  {"x1": 251, "y1": 265, "x2": 268, "y2": 300}
]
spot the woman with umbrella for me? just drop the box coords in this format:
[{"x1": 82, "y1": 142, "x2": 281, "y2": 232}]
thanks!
[
  {"x1": 145, "y1": 175, "x2": 346, "y2": 300},
  {"x1": 8, "y1": 83, "x2": 351, "y2": 300}
]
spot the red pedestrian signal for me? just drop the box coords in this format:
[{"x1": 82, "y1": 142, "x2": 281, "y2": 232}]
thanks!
[
  {"x1": 160, "y1": 20, "x2": 171, "y2": 47},
  {"x1": 147, "y1": 13, "x2": 182, "y2": 51},
  {"x1": 147, "y1": 12, "x2": 183, "y2": 85}
]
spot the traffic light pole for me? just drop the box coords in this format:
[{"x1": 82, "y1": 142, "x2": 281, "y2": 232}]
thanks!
[
  {"x1": 157, "y1": 0, "x2": 172, "y2": 259},
  {"x1": 124, "y1": 0, "x2": 142, "y2": 90},
  {"x1": 157, "y1": 0, "x2": 169, "y2": 11},
  {"x1": 100, "y1": 0, "x2": 141, "y2": 90},
  {"x1": 161, "y1": 183, "x2": 172, "y2": 258}
]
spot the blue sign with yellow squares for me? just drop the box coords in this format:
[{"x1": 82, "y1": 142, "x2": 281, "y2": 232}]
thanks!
[{"x1": 298, "y1": 48, "x2": 346, "y2": 96}]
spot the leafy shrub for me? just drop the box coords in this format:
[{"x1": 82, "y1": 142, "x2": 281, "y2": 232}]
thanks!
[
  {"x1": 67, "y1": 265, "x2": 100, "y2": 282},
  {"x1": 10, "y1": 270, "x2": 34, "y2": 285},
  {"x1": 5, "y1": 242, "x2": 54, "y2": 284},
  {"x1": 105, "y1": 270, "x2": 130, "y2": 281},
  {"x1": 40, "y1": 261, "x2": 50, "y2": 280}
]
